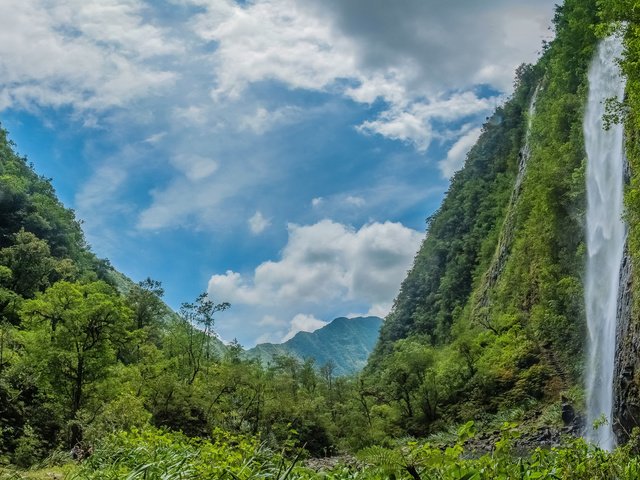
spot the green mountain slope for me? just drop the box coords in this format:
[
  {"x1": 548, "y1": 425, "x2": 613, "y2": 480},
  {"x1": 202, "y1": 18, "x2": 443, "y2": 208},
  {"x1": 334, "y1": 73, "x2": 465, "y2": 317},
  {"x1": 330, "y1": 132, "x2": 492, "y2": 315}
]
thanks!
[
  {"x1": 365, "y1": 0, "x2": 600, "y2": 435},
  {"x1": 247, "y1": 316, "x2": 382, "y2": 376}
]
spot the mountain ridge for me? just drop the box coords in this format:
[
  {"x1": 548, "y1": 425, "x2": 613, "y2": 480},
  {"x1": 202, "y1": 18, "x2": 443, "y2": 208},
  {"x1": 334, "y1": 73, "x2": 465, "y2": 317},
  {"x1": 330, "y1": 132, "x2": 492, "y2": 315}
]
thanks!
[{"x1": 246, "y1": 315, "x2": 382, "y2": 376}]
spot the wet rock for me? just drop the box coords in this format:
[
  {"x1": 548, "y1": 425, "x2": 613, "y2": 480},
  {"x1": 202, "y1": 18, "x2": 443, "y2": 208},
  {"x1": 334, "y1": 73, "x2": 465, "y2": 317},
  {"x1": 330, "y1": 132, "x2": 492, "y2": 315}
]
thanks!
[{"x1": 613, "y1": 246, "x2": 640, "y2": 444}]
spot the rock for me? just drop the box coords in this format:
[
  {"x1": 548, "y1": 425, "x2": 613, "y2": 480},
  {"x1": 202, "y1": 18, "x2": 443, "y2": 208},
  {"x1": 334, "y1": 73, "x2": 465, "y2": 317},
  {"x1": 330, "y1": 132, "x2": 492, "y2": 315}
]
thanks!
[
  {"x1": 561, "y1": 396, "x2": 575, "y2": 426},
  {"x1": 613, "y1": 246, "x2": 640, "y2": 443},
  {"x1": 305, "y1": 455, "x2": 357, "y2": 472}
]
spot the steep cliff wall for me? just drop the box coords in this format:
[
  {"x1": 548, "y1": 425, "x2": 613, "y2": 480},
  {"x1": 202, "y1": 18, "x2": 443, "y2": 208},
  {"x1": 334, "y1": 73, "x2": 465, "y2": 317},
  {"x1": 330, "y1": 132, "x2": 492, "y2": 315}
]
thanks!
[{"x1": 365, "y1": 0, "x2": 601, "y2": 432}]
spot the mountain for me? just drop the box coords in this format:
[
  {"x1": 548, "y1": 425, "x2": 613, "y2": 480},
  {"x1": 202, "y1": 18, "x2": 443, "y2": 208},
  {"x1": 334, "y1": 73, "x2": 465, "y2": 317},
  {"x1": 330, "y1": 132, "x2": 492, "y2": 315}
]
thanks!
[
  {"x1": 247, "y1": 316, "x2": 382, "y2": 376},
  {"x1": 364, "y1": 0, "x2": 605, "y2": 436}
]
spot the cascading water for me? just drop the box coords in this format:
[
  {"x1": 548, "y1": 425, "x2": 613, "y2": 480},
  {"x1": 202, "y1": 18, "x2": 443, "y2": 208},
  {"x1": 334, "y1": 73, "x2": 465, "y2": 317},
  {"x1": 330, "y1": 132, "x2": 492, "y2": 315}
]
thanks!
[{"x1": 584, "y1": 34, "x2": 626, "y2": 450}]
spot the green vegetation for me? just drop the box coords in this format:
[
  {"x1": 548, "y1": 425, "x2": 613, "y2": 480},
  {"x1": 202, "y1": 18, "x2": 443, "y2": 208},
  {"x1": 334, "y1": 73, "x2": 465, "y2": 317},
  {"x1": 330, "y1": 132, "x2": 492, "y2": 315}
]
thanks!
[
  {"x1": 366, "y1": 0, "x2": 598, "y2": 435},
  {"x1": 0, "y1": 130, "x2": 393, "y2": 463},
  {"x1": 5, "y1": 423, "x2": 640, "y2": 479},
  {"x1": 598, "y1": 0, "x2": 640, "y2": 336}
]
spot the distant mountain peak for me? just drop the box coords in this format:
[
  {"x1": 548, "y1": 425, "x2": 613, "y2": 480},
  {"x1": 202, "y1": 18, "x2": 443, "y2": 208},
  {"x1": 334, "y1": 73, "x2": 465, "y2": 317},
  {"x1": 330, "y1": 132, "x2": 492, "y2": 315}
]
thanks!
[{"x1": 247, "y1": 316, "x2": 382, "y2": 376}]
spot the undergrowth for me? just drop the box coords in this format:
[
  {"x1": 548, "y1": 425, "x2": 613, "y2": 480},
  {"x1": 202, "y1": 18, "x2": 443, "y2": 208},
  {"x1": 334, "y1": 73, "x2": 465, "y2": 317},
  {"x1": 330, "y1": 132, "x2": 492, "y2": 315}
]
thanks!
[{"x1": 33, "y1": 423, "x2": 640, "y2": 479}]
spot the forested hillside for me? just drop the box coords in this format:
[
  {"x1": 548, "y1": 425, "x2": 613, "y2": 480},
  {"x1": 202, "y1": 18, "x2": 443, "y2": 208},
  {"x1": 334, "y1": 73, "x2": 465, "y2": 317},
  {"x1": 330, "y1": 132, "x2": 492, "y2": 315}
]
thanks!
[
  {"x1": 0, "y1": 128, "x2": 355, "y2": 464},
  {"x1": 367, "y1": 0, "x2": 598, "y2": 435}
]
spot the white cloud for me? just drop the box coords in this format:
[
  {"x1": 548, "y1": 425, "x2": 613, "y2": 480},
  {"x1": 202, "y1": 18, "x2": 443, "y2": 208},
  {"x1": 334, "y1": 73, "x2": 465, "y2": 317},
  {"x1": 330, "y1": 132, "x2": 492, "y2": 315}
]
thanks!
[
  {"x1": 136, "y1": 152, "x2": 269, "y2": 231},
  {"x1": 239, "y1": 106, "x2": 301, "y2": 134},
  {"x1": 367, "y1": 303, "x2": 393, "y2": 318},
  {"x1": 208, "y1": 219, "x2": 422, "y2": 344},
  {"x1": 344, "y1": 196, "x2": 365, "y2": 207},
  {"x1": 170, "y1": 154, "x2": 219, "y2": 181},
  {"x1": 347, "y1": 302, "x2": 393, "y2": 320},
  {"x1": 358, "y1": 109, "x2": 433, "y2": 152},
  {"x1": 311, "y1": 0, "x2": 554, "y2": 93},
  {"x1": 209, "y1": 220, "x2": 422, "y2": 307},
  {"x1": 190, "y1": 0, "x2": 358, "y2": 99},
  {"x1": 3, "y1": 0, "x2": 557, "y2": 243},
  {"x1": 357, "y1": 92, "x2": 496, "y2": 152},
  {"x1": 439, "y1": 127, "x2": 483, "y2": 178},
  {"x1": 185, "y1": 0, "x2": 553, "y2": 148},
  {"x1": 248, "y1": 211, "x2": 271, "y2": 234},
  {"x1": 3, "y1": 0, "x2": 557, "y2": 348},
  {"x1": 173, "y1": 106, "x2": 208, "y2": 126},
  {"x1": 254, "y1": 332, "x2": 280, "y2": 345},
  {"x1": 259, "y1": 315, "x2": 286, "y2": 327},
  {"x1": 344, "y1": 70, "x2": 409, "y2": 106},
  {"x1": 0, "y1": 0, "x2": 178, "y2": 111},
  {"x1": 144, "y1": 132, "x2": 167, "y2": 144},
  {"x1": 137, "y1": 179, "x2": 229, "y2": 230},
  {"x1": 76, "y1": 164, "x2": 128, "y2": 213},
  {"x1": 282, "y1": 314, "x2": 327, "y2": 341}
]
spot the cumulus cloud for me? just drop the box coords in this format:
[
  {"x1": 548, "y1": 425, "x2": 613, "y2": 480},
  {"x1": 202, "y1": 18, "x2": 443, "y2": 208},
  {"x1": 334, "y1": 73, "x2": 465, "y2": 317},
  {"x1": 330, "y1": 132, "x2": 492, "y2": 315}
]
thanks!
[
  {"x1": 3, "y1": 0, "x2": 557, "y2": 347},
  {"x1": 310, "y1": 0, "x2": 554, "y2": 93},
  {"x1": 190, "y1": 0, "x2": 358, "y2": 99},
  {"x1": 248, "y1": 211, "x2": 271, "y2": 234},
  {"x1": 4, "y1": 0, "x2": 557, "y2": 240},
  {"x1": 186, "y1": 0, "x2": 553, "y2": 148},
  {"x1": 0, "y1": 0, "x2": 178, "y2": 111},
  {"x1": 208, "y1": 220, "x2": 422, "y2": 344},
  {"x1": 357, "y1": 92, "x2": 497, "y2": 152},
  {"x1": 439, "y1": 127, "x2": 483, "y2": 178}
]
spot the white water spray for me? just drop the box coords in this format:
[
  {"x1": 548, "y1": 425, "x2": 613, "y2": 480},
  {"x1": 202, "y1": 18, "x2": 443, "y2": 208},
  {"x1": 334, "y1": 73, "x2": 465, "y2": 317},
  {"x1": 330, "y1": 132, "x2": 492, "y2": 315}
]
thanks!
[{"x1": 584, "y1": 34, "x2": 626, "y2": 450}]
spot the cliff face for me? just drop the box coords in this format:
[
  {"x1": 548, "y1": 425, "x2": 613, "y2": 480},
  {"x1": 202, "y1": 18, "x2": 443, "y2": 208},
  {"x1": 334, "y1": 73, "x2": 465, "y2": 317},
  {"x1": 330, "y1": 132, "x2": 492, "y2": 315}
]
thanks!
[
  {"x1": 601, "y1": 0, "x2": 640, "y2": 447},
  {"x1": 614, "y1": 247, "x2": 640, "y2": 443}
]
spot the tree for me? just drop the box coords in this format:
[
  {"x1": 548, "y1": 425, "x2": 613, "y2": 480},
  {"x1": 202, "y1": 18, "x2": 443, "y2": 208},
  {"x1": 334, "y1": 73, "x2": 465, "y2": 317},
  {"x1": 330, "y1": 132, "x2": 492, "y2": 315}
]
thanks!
[
  {"x1": 171, "y1": 293, "x2": 229, "y2": 384},
  {"x1": 21, "y1": 281, "x2": 131, "y2": 444},
  {"x1": 381, "y1": 339, "x2": 436, "y2": 433},
  {"x1": 127, "y1": 278, "x2": 165, "y2": 331},
  {"x1": 0, "y1": 230, "x2": 56, "y2": 298}
]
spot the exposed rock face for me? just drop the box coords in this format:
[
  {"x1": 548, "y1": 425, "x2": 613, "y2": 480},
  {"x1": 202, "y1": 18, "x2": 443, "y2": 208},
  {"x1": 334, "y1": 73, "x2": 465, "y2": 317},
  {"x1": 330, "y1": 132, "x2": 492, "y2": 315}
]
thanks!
[
  {"x1": 561, "y1": 396, "x2": 576, "y2": 426},
  {"x1": 613, "y1": 246, "x2": 639, "y2": 443}
]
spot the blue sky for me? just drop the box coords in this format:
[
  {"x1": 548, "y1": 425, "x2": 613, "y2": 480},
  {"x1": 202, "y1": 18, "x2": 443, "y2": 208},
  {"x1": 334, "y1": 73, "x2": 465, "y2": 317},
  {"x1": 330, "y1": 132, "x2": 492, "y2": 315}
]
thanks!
[{"x1": 0, "y1": 0, "x2": 555, "y2": 346}]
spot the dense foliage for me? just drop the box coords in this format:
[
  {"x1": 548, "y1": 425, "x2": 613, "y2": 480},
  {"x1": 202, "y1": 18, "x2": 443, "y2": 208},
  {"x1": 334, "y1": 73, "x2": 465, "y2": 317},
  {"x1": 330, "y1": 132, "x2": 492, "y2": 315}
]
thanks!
[{"x1": 5, "y1": 423, "x2": 640, "y2": 479}]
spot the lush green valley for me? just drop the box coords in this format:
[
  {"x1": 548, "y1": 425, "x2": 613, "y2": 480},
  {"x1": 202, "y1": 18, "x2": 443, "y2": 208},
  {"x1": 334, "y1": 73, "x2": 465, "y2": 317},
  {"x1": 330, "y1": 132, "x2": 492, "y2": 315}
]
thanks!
[{"x1": 4, "y1": 0, "x2": 640, "y2": 478}]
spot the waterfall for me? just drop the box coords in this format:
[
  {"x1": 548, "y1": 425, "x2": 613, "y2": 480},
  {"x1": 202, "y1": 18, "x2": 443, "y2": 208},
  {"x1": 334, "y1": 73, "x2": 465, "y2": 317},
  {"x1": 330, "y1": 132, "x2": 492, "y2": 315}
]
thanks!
[{"x1": 584, "y1": 34, "x2": 626, "y2": 450}]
